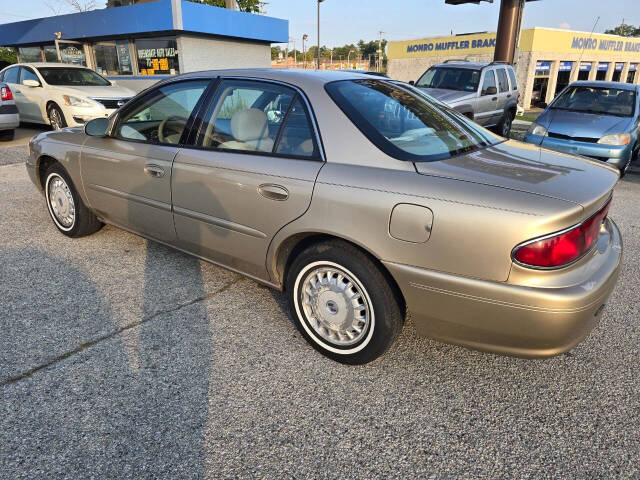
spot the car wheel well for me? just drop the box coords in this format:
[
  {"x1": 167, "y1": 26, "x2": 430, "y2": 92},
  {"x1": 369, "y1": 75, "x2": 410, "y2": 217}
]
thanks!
[
  {"x1": 37, "y1": 155, "x2": 60, "y2": 190},
  {"x1": 277, "y1": 233, "x2": 407, "y2": 318}
]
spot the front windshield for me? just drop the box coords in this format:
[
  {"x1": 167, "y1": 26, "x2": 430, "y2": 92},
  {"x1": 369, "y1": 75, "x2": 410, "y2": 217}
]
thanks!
[
  {"x1": 38, "y1": 67, "x2": 111, "y2": 87},
  {"x1": 325, "y1": 79, "x2": 501, "y2": 162},
  {"x1": 551, "y1": 85, "x2": 636, "y2": 117},
  {"x1": 416, "y1": 66, "x2": 481, "y2": 92}
]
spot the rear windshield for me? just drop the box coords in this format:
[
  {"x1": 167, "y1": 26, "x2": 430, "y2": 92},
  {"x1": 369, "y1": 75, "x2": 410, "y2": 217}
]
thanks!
[
  {"x1": 38, "y1": 67, "x2": 111, "y2": 87},
  {"x1": 416, "y1": 66, "x2": 481, "y2": 92},
  {"x1": 551, "y1": 85, "x2": 636, "y2": 117},
  {"x1": 325, "y1": 79, "x2": 501, "y2": 162}
]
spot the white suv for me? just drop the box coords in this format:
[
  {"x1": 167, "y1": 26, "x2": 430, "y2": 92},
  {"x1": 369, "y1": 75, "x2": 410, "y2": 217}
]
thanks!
[{"x1": 0, "y1": 63, "x2": 135, "y2": 129}]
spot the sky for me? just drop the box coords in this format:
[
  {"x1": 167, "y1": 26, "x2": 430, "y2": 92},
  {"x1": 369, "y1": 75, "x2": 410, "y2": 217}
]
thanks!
[{"x1": 2, "y1": 0, "x2": 640, "y2": 48}]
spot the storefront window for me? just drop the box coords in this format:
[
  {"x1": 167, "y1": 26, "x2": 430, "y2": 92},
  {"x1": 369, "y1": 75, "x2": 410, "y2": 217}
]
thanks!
[
  {"x1": 135, "y1": 37, "x2": 179, "y2": 75},
  {"x1": 58, "y1": 43, "x2": 87, "y2": 66},
  {"x1": 532, "y1": 61, "x2": 550, "y2": 107},
  {"x1": 555, "y1": 61, "x2": 572, "y2": 97},
  {"x1": 18, "y1": 47, "x2": 43, "y2": 62},
  {"x1": 94, "y1": 41, "x2": 133, "y2": 75},
  {"x1": 596, "y1": 62, "x2": 609, "y2": 81},
  {"x1": 612, "y1": 63, "x2": 624, "y2": 82},
  {"x1": 578, "y1": 62, "x2": 591, "y2": 81},
  {"x1": 43, "y1": 45, "x2": 59, "y2": 62},
  {"x1": 628, "y1": 64, "x2": 638, "y2": 84}
]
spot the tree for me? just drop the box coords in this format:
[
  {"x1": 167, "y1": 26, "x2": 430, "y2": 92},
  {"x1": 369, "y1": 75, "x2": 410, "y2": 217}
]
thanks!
[
  {"x1": 605, "y1": 23, "x2": 640, "y2": 37},
  {"x1": 271, "y1": 46, "x2": 283, "y2": 60},
  {"x1": 0, "y1": 47, "x2": 17, "y2": 65},
  {"x1": 185, "y1": 0, "x2": 259, "y2": 13}
]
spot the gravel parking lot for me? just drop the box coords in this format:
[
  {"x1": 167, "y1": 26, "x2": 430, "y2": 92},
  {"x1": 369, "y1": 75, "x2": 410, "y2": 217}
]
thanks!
[{"x1": 1, "y1": 132, "x2": 639, "y2": 479}]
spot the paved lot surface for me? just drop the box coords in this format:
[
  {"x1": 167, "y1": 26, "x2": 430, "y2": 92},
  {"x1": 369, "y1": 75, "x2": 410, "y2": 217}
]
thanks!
[{"x1": 1, "y1": 138, "x2": 639, "y2": 479}]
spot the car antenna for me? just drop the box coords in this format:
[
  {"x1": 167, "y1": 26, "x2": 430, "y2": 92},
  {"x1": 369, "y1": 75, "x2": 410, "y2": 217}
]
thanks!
[{"x1": 577, "y1": 16, "x2": 600, "y2": 68}]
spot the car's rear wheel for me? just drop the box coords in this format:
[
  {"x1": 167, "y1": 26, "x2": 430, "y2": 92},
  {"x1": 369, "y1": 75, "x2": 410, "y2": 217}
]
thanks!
[
  {"x1": 0, "y1": 129, "x2": 15, "y2": 141},
  {"x1": 44, "y1": 163, "x2": 102, "y2": 237},
  {"x1": 286, "y1": 240, "x2": 403, "y2": 364},
  {"x1": 47, "y1": 104, "x2": 67, "y2": 130},
  {"x1": 497, "y1": 109, "x2": 515, "y2": 138}
]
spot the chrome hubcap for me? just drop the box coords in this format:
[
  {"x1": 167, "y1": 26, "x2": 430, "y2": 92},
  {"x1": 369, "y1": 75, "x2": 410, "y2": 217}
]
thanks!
[
  {"x1": 50, "y1": 110, "x2": 62, "y2": 130},
  {"x1": 300, "y1": 266, "x2": 371, "y2": 346},
  {"x1": 48, "y1": 176, "x2": 75, "y2": 228}
]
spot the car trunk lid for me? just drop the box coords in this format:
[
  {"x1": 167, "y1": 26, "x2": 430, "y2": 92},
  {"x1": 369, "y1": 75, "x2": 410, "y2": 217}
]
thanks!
[{"x1": 413, "y1": 139, "x2": 619, "y2": 215}]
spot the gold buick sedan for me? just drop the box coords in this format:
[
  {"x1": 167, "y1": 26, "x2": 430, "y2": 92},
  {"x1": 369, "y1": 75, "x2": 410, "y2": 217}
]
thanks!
[{"x1": 26, "y1": 69, "x2": 622, "y2": 364}]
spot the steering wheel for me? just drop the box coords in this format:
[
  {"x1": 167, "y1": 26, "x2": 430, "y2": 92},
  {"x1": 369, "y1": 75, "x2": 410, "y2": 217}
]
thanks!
[{"x1": 158, "y1": 115, "x2": 189, "y2": 144}]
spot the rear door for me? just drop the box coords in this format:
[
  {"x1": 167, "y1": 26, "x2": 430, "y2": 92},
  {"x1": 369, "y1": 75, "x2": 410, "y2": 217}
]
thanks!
[
  {"x1": 81, "y1": 79, "x2": 211, "y2": 243},
  {"x1": 172, "y1": 78, "x2": 324, "y2": 280},
  {"x1": 495, "y1": 67, "x2": 511, "y2": 119},
  {"x1": 475, "y1": 69, "x2": 500, "y2": 126}
]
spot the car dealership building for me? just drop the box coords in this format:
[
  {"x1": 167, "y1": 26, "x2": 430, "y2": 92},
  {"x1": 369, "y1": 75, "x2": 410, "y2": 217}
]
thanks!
[
  {"x1": 0, "y1": 0, "x2": 288, "y2": 92},
  {"x1": 388, "y1": 27, "x2": 640, "y2": 110}
]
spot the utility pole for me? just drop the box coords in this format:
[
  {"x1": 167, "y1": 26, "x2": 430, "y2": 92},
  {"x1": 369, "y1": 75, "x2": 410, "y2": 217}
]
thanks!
[
  {"x1": 317, "y1": 0, "x2": 325, "y2": 69},
  {"x1": 377, "y1": 30, "x2": 384, "y2": 72},
  {"x1": 302, "y1": 34, "x2": 308, "y2": 69}
]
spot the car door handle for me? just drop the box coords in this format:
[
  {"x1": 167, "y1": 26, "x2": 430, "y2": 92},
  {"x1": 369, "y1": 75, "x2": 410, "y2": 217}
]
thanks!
[
  {"x1": 144, "y1": 164, "x2": 165, "y2": 178},
  {"x1": 507, "y1": 94, "x2": 512, "y2": 98},
  {"x1": 491, "y1": 97, "x2": 498, "y2": 101},
  {"x1": 258, "y1": 184, "x2": 289, "y2": 201}
]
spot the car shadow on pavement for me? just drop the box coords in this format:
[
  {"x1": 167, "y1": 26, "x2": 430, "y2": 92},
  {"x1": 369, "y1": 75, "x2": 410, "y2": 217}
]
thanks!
[{"x1": 0, "y1": 243, "x2": 213, "y2": 478}]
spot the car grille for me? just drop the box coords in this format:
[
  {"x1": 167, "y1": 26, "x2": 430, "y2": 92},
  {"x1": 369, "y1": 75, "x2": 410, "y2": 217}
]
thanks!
[
  {"x1": 547, "y1": 132, "x2": 599, "y2": 143},
  {"x1": 91, "y1": 98, "x2": 131, "y2": 110}
]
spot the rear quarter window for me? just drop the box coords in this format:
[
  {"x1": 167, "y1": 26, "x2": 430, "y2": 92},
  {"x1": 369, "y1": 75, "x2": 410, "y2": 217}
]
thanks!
[{"x1": 507, "y1": 67, "x2": 517, "y2": 90}]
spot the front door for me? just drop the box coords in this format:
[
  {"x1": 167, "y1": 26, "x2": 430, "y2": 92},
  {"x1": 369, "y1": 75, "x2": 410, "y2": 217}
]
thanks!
[
  {"x1": 15, "y1": 66, "x2": 46, "y2": 122},
  {"x1": 81, "y1": 79, "x2": 211, "y2": 243},
  {"x1": 172, "y1": 78, "x2": 324, "y2": 280},
  {"x1": 475, "y1": 69, "x2": 500, "y2": 127}
]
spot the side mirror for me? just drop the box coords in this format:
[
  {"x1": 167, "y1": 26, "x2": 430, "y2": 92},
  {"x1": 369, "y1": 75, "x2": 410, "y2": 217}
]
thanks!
[
  {"x1": 482, "y1": 86, "x2": 497, "y2": 96},
  {"x1": 22, "y1": 79, "x2": 41, "y2": 87},
  {"x1": 408, "y1": 80, "x2": 415, "y2": 85},
  {"x1": 84, "y1": 117, "x2": 110, "y2": 137}
]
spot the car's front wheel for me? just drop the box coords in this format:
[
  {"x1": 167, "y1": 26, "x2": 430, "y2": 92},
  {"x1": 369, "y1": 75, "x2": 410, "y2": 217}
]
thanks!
[
  {"x1": 44, "y1": 163, "x2": 103, "y2": 237},
  {"x1": 286, "y1": 240, "x2": 404, "y2": 364},
  {"x1": 47, "y1": 103, "x2": 67, "y2": 130}
]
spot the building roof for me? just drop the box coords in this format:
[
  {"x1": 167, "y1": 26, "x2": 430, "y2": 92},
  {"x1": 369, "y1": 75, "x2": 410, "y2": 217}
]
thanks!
[{"x1": 0, "y1": 0, "x2": 288, "y2": 47}]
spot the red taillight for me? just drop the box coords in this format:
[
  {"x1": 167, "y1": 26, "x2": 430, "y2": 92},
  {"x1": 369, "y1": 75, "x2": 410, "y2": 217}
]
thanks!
[
  {"x1": 1, "y1": 86, "x2": 13, "y2": 101},
  {"x1": 513, "y1": 199, "x2": 611, "y2": 268}
]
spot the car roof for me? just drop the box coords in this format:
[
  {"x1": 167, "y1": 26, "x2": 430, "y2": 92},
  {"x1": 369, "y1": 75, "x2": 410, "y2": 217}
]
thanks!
[
  {"x1": 172, "y1": 68, "x2": 388, "y2": 88},
  {"x1": 569, "y1": 80, "x2": 638, "y2": 91},
  {"x1": 432, "y1": 61, "x2": 499, "y2": 70},
  {"x1": 10, "y1": 63, "x2": 89, "y2": 69}
]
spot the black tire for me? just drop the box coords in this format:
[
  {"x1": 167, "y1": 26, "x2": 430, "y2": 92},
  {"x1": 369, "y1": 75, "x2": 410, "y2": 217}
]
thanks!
[
  {"x1": 47, "y1": 103, "x2": 67, "y2": 130},
  {"x1": 44, "y1": 163, "x2": 103, "y2": 237},
  {"x1": 496, "y1": 109, "x2": 515, "y2": 138},
  {"x1": 0, "y1": 129, "x2": 15, "y2": 141},
  {"x1": 286, "y1": 240, "x2": 404, "y2": 364}
]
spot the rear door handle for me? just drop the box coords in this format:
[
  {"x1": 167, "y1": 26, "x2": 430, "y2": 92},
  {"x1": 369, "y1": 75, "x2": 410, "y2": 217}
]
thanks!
[
  {"x1": 258, "y1": 184, "x2": 289, "y2": 201},
  {"x1": 144, "y1": 164, "x2": 165, "y2": 178},
  {"x1": 491, "y1": 97, "x2": 498, "y2": 101}
]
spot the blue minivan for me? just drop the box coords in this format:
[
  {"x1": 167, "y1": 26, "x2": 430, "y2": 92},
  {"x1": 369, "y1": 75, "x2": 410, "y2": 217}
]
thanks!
[{"x1": 525, "y1": 81, "x2": 639, "y2": 176}]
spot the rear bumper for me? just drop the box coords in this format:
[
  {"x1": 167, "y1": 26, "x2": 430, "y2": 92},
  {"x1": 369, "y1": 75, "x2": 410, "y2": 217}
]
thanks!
[
  {"x1": 0, "y1": 112, "x2": 19, "y2": 131},
  {"x1": 384, "y1": 218, "x2": 622, "y2": 358},
  {"x1": 525, "y1": 133, "x2": 633, "y2": 170}
]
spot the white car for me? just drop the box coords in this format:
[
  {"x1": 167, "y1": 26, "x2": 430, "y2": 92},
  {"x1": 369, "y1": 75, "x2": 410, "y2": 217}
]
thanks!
[{"x1": 0, "y1": 63, "x2": 135, "y2": 129}]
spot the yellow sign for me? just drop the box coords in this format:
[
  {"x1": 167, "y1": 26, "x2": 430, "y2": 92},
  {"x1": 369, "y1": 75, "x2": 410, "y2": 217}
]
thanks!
[
  {"x1": 152, "y1": 58, "x2": 160, "y2": 70},
  {"x1": 388, "y1": 28, "x2": 640, "y2": 60},
  {"x1": 520, "y1": 28, "x2": 640, "y2": 58},
  {"x1": 159, "y1": 58, "x2": 169, "y2": 71},
  {"x1": 388, "y1": 32, "x2": 496, "y2": 59}
]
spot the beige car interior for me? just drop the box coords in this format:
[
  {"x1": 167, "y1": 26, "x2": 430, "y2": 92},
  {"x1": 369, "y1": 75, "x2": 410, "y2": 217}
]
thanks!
[{"x1": 216, "y1": 108, "x2": 274, "y2": 152}]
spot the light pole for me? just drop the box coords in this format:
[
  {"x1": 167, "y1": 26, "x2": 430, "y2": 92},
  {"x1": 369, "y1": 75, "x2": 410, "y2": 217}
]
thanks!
[
  {"x1": 347, "y1": 48, "x2": 355, "y2": 69},
  {"x1": 317, "y1": 0, "x2": 325, "y2": 69},
  {"x1": 302, "y1": 34, "x2": 308, "y2": 69}
]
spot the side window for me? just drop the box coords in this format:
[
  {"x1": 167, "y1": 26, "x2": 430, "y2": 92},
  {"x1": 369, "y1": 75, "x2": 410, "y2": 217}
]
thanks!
[
  {"x1": 507, "y1": 67, "x2": 517, "y2": 90},
  {"x1": 4, "y1": 67, "x2": 19, "y2": 84},
  {"x1": 275, "y1": 98, "x2": 319, "y2": 158},
  {"x1": 19, "y1": 67, "x2": 39, "y2": 85},
  {"x1": 496, "y1": 68, "x2": 509, "y2": 93},
  {"x1": 197, "y1": 79, "x2": 296, "y2": 153},
  {"x1": 114, "y1": 80, "x2": 209, "y2": 145},
  {"x1": 481, "y1": 70, "x2": 497, "y2": 95}
]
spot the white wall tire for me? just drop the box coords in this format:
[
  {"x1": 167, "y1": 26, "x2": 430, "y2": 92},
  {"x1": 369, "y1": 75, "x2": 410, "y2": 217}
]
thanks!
[{"x1": 286, "y1": 240, "x2": 404, "y2": 364}]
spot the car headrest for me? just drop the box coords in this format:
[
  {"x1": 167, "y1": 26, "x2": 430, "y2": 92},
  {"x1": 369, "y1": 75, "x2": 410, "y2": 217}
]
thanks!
[{"x1": 230, "y1": 108, "x2": 268, "y2": 142}]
